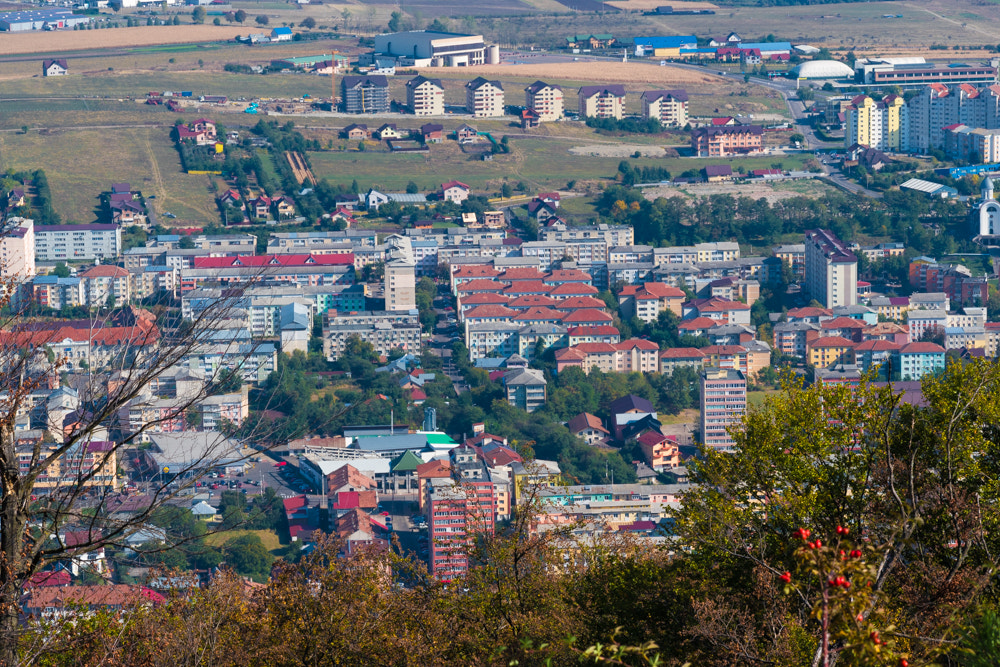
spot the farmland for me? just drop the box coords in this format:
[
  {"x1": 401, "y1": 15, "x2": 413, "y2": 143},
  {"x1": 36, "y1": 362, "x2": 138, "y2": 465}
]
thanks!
[{"x1": 0, "y1": 25, "x2": 247, "y2": 56}]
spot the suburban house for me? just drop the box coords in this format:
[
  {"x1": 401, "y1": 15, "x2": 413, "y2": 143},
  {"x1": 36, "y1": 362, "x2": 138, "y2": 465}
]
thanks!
[
  {"x1": 520, "y1": 108, "x2": 540, "y2": 129},
  {"x1": 343, "y1": 123, "x2": 371, "y2": 140},
  {"x1": 704, "y1": 164, "x2": 733, "y2": 182},
  {"x1": 466, "y1": 77, "x2": 505, "y2": 118},
  {"x1": 641, "y1": 89, "x2": 688, "y2": 127},
  {"x1": 525, "y1": 80, "x2": 564, "y2": 122},
  {"x1": 455, "y1": 124, "x2": 479, "y2": 143},
  {"x1": 176, "y1": 119, "x2": 218, "y2": 146},
  {"x1": 441, "y1": 181, "x2": 471, "y2": 204},
  {"x1": 342, "y1": 75, "x2": 390, "y2": 114},
  {"x1": 567, "y1": 412, "x2": 610, "y2": 446},
  {"x1": 421, "y1": 123, "x2": 444, "y2": 143},
  {"x1": 375, "y1": 123, "x2": 402, "y2": 139},
  {"x1": 43, "y1": 59, "x2": 68, "y2": 76},
  {"x1": 406, "y1": 75, "x2": 445, "y2": 116},
  {"x1": 566, "y1": 34, "x2": 616, "y2": 49},
  {"x1": 578, "y1": 85, "x2": 626, "y2": 120},
  {"x1": 270, "y1": 26, "x2": 292, "y2": 41}
]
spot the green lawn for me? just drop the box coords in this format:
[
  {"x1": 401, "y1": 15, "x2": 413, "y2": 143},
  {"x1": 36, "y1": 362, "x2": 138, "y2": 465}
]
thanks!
[
  {"x1": 203, "y1": 528, "x2": 286, "y2": 554},
  {"x1": 0, "y1": 126, "x2": 219, "y2": 225},
  {"x1": 748, "y1": 389, "x2": 781, "y2": 409}
]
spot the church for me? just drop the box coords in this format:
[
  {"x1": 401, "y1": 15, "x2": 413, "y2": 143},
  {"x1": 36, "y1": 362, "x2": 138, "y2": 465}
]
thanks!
[{"x1": 975, "y1": 176, "x2": 1000, "y2": 240}]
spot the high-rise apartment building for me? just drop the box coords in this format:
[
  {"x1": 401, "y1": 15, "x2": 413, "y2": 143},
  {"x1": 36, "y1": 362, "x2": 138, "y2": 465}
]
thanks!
[
  {"x1": 406, "y1": 75, "x2": 445, "y2": 116},
  {"x1": 640, "y1": 89, "x2": 689, "y2": 127},
  {"x1": 699, "y1": 367, "x2": 746, "y2": 450},
  {"x1": 0, "y1": 217, "x2": 35, "y2": 282},
  {"x1": 465, "y1": 77, "x2": 505, "y2": 117},
  {"x1": 804, "y1": 229, "x2": 857, "y2": 308},
  {"x1": 578, "y1": 85, "x2": 626, "y2": 119},
  {"x1": 524, "y1": 81, "x2": 564, "y2": 122}
]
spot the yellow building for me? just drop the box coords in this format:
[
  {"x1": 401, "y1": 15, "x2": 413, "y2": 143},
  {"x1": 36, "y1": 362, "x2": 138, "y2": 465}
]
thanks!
[
  {"x1": 844, "y1": 94, "x2": 904, "y2": 152},
  {"x1": 22, "y1": 440, "x2": 120, "y2": 493},
  {"x1": 806, "y1": 336, "x2": 856, "y2": 368}
]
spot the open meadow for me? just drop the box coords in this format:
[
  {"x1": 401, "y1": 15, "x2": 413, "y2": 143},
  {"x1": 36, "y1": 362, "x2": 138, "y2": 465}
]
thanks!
[{"x1": 0, "y1": 126, "x2": 219, "y2": 225}]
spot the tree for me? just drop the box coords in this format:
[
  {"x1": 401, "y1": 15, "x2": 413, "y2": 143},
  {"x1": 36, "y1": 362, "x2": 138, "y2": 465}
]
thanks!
[
  {"x1": 300, "y1": 16, "x2": 315, "y2": 28},
  {"x1": 192, "y1": 6, "x2": 206, "y2": 23},
  {"x1": 51, "y1": 263, "x2": 70, "y2": 279},
  {"x1": 387, "y1": 10, "x2": 403, "y2": 32},
  {"x1": 234, "y1": 8, "x2": 247, "y2": 23},
  {"x1": 675, "y1": 364, "x2": 1000, "y2": 665},
  {"x1": 500, "y1": 182, "x2": 512, "y2": 198},
  {"x1": 221, "y1": 534, "x2": 273, "y2": 581},
  {"x1": 0, "y1": 277, "x2": 270, "y2": 664},
  {"x1": 255, "y1": 14, "x2": 268, "y2": 25},
  {"x1": 171, "y1": 14, "x2": 180, "y2": 25}
]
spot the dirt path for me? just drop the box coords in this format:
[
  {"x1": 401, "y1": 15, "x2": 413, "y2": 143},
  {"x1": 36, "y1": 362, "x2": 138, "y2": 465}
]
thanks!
[{"x1": 899, "y1": 2, "x2": 994, "y2": 38}]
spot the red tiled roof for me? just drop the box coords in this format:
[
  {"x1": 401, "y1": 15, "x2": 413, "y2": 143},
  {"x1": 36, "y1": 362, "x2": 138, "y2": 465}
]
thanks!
[
  {"x1": 503, "y1": 280, "x2": 552, "y2": 295},
  {"x1": 635, "y1": 282, "x2": 685, "y2": 299},
  {"x1": 544, "y1": 269, "x2": 592, "y2": 283},
  {"x1": 690, "y1": 297, "x2": 750, "y2": 312},
  {"x1": 808, "y1": 336, "x2": 856, "y2": 349},
  {"x1": 636, "y1": 430, "x2": 668, "y2": 447},
  {"x1": 677, "y1": 316, "x2": 717, "y2": 331},
  {"x1": 787, "y1": 307, "x2": 833, "y2": 319},
  {"x1": 703, "y1": 344, "x2": 747, "y2": 355},
  {"x1": 659, "y1": 347, "x2": 706, "y2": 359},
  {"x1": 555, "y1": 296, "x2": 607, "y2": 310},
  {"x1": 555, "y1": 347, "x2": 589, "y2": 361},
  {"x1": 617, "y1": 338, "x2": 659, "y2": 351},
  {"x1": 560, "y1": 309, "x2": 613, "y2": 324},
  {"x1": 567, "y1": 412, "x2": 608, "y2": 434},
  {"x1": 81, "y1": 265, "x2": 129, "y2": 279},
  {"x1": 513, "y1": 306, "x2": 563, "y2": 321},
  {"x1": 497, "y1": 267, "x2": 545, "y2": 281},
  {"x1": 416, "y1": 459, "x2": 451, "y2": 478},
  {"x1": 900, "y1": 342, "x2": 945, "y2": 354},
  {"x1": 548, "y1": 282, "x2": 599, "y2": 296},
  {"x1": 507, "y1": 295, "x2": 557, "y2": 309},
  {"x1": 570, "y1": 342, "x2": 618, "y2": 354},
  {"x1": 854, "y1": 340, "x2": 901, "y2": 352},
  {"x1": 461, "y1": 293, "x2": 510, "y2": 306},
  {"x1": 569, "y1": 325, "x2": 619, "y2": 337},
  {"x1": 453, "y1": 265, "x2": 500, "y2": 279},
  {"x1": 441, "y1": 180, "x2": 470, "y2": 191},
  {"x1": 463, "y1": 305, "x2": 518, "y2": 319},
  {"x1": 457, "y1": 279, "x2": 507, "y2": 293},
  {"x1": 821, "y1": 317, "x2": 866, "y2": 329}
]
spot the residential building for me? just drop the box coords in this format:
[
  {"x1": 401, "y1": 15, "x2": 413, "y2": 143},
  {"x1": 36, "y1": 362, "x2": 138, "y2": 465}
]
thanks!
[
  {"x1": 180, "y1": 254, "x2": 355, "y2": 292},
  {"x1": 898, "y1": 342, "x2": 946, "y2": 380},
  {"x1": 578, "y1": 85, "x2": 626, "y2": 119},
  {"x1": 22, "y1": 439, "x2": 118, "y2": 492},
  {"x1": 323, "y1": 310, "x2": 422, "y2": 360},
  {"x1": 466, "y1": 77, "x2": 505, "y2": 117},
  {"x1": 79, "y1": 265, "x2": 131, "y2": 308},
  {"x1": 567, "y1": 412, "x2": 610, "y2": 446},
  {"x1": 908, "y1": 258, "x2": 988, "y2": 307},
  {"x1": 441, "y1": 180, "x2": 471, "y2": 204},
  {"x1": 27, "y1": 275, "x2": 83, "y2": 310},
  {"x1": 636, "y1": 432, "x2": 680, "y2": 471},
  {"x1": 844, "y1": 94, "x2": 906, "y2": 152},
  {"x1": 524, "y1": 81, "x2": 564, "y2": 122},
  {"x1": 700, "y1": 367, "x2": 746, "y2": 450},
  {"x1": 554, "y1": 339, "x2": 659, "y2": 374},
  {"x1": 807, "y1": 336, "x2": 856, "y2": 368},
  {"x1": 385, "y1": 258, "x2": 416, "y2": 311},
  {"x1": 805, "y1": 228, "x2": 857, "y2": 308},
  {"x1": 342, "y1": 75, "x2": 390, "y2": 114},
  {"x1": 34, "y1": 224, "x2": 120, "y2": 262},
  {"x1": 691, "y1": 125, "x2": 764, "y2": 157},
  {"x1": 406, "y1": 75, "x2": 445, "y2": 115},
  {"x1": 426, "y1": 476, "x2": 494, "y2": 580},
  {"x1": 503, "y1": 368, "x2": 546, "y2": 412},
  {"x1": 641, "y1": 89, "x2": 688, "y2": 127},
  {"x1": 0, "y1": 217, "x2": 35, "y2": 282},
  {"x1": 618, "y1": 282, "x2": 685, "y2": 322},
  {"x1": 43, "y1": 58, "x2": 68, "y2": 76},
  {"x1": 658, "y1": 347, "x2": 706, "y2": 375}
]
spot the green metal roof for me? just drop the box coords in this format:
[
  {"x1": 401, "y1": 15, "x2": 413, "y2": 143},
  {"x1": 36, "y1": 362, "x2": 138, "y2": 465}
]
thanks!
[
  {"x1": 424, "y1": 433, "x2": 457, "y2": 445},
  {"x1": 390, "y1": 450, "x2": 424, "y2": 472}
]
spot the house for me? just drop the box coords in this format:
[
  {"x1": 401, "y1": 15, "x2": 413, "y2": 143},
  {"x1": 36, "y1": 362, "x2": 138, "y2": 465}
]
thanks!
[
  {"x1": 441, "y1": 180, "x2": 471, "y2": 204},
  {"x1": 703, "y1": 164, "x2": 733, "y2": 182},
  {"x1": 375, "y1": 123, "x2": 401, "y2": 140},
  {"x1": 270, "y1": 26, "x2": 292, "y2": 41},
  {"x1": 567, "y1": 412, "x2": 610, "y2": 446},
  {"x1": 566, "y1": 34, "x2": 616, "y2": 49},
  {"x1": 691, "y1": 125, "x2": 764, "y2": 157},
  {"x1": 343, "y1": 123, "x2": 370, "y2": 140},
  {"x1": 578, "y1": 84, "x2": 626, "y2": 120},
  {"x1": 43, "y1": 59, "x2": 68, "y2": 76},
  {"x1": 22, "y1": 585, "x2": 164, "y2": 621},
  {"x1": 520, "y1": 108, "x2": 541, "y2": 129},
  {"x1": 421, "y1": 123, "x2": 444, "y2": 143},
  {"x1": 272, "y1": 196, "x2": 295, "y2": 219},
  {"x1": 637, "y1": 431, "x2": 680, "y2": 471},
  {"x1": 456, "y1": 124, "x2": 479, "y2": 143},
  {"x1": 503, "y1": 368, "x2": 546, "y2": 412}
]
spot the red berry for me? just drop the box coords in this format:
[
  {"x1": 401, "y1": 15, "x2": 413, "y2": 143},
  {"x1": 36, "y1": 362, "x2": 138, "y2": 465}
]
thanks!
[
  {"x1": 828, "y1": 578, "x2": 836, "y2": 587},
  {"x1": 842, "y1": 527, "x2": 849, "y2": 536},
  {"x1": 814, "y1": 539, "x2": 822, "y2": 548},
  {"x1": 836, "y1": 525, "x2": 844, "y2": 534},
  {"x1": 840, "y1": 550, "x2": 846, "y2": 558},
  {"x1": 843, "y1": 581, "x2": 851, "y2": 588},
  {"x1": 899, "y1": 660, "x2": 908, "y2": 667},
  {"x1": 780, "y1": 572, "x2": 791, "y2": 583}
]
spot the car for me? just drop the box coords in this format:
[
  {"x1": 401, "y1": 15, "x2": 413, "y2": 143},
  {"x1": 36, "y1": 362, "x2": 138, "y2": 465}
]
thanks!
[
  {"x1": 275, "y1": 461, "x2": 288, "y2": 467},
  {"x1": 381, "y1": 511, "x2": 390, "y2": 516}
]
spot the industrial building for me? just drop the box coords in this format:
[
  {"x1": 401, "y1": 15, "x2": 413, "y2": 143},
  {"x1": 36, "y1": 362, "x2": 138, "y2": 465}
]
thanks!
[
  {"x1": 372, "y1": 30, "x2": 497, "y2": 68},
  {"x1": 854, "y1": 57, "x2": 998, "y2": 88},
  {"x1": 0, "y1": 9, "x2": 90, "y2": 31}
]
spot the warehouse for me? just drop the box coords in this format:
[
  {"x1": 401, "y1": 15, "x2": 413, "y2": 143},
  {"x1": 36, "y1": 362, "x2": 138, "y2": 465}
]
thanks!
[
  {"x1": 372, "y1": 30, "x2": 493, "y2": 67},
  {"x1": 0, "y1": 9, "x2": 91, "y2": 31}
]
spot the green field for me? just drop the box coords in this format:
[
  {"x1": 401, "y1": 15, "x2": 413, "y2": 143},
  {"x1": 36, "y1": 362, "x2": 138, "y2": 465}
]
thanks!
[
  {"x1": 0, "y1": 126, "x2": 218, "y2": 225},
  {"x1": 203, "y1": 528, "x2": 286, "y2": 554}
]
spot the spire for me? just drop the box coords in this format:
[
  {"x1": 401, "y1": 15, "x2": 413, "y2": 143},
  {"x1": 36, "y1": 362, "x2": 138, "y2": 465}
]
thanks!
[{"x1": 983, "y1": 176, "x2": 995, "y2": 201}]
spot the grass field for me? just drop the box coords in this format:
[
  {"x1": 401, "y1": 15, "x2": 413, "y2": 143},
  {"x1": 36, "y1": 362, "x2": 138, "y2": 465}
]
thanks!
[
  {"x1": 203, "y1": 528, "x2": 286, "y2": 554},
  {"x1": 0, "y1": 126, "x2": 218, "y2": 225},
  {"x1": 0, "y1": 24, "x2": 247, "y2": 56}
]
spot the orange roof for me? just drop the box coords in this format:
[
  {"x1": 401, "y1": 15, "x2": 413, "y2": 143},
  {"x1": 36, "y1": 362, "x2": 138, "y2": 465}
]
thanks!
[
  {"x1": 678, "y1": 317, "x2": 717, "y2": 330},
  {"x1": 456, "y1": 279, "x2": 506, "y2": 293},
  {"x1": 854, "y1": 340, "x2": 901, "y2": 352},
  {"x1": 497, "y1": 267, "x2": 546, "y2": 281},
  {"x1": 900, "y1": 342, "x2": 945, "y2": 354},
  {"x1": 571, "y1": 342, "x2": 618, "y2": 354},
  {"x1": 568, "y1": 325, "x2": 619, "y2": 337},
  {"x1": 463, "y1": 305, "x2": 518, "y2": 319},
  {"x1": 635, "y1": 282, "x2": 685, "y2": 299},
  {"x1": 548, "y1": 282, "x2": 598, "y2": 296},
  {"x1": 616, "y1": 338, "x2": 659, "y2": 351},
  {"x1": 703, "y1": 344, "x2": 747, "y2": 355},
  {"x1": 453, "y1": 265, "x2": 500, "y2": 279},
  {"x1": 461, "y1": 293, "x2": 510, "y2": 306},
  {"x1": 544, "y1": 269, "x2": 591, "y2": 283},
  {"x1": 787, "y1": 307, "x2": 833, "y2": 319},
  {"x1": 821, "y1": 317, "x2": 866, "y2": 329},
  {"x1": 416, "y1": 460, "x2": 451, "y2": 478},
  {"x1": 555, "y1": 296, "x2": 607, "y2": 310},
  {"x1": 503, "y1": 280, "x2": 552, "y2": 295},
  {"x1": 81, "y1": 265, "x2": 130, "y2": 279},
  {"x1": 513, "y1": 306, "x2": 563, "y2": 321},
  {"x1": 807, "y1": 336, "x2": 856, "y2": 349},
  {"x1": 560, "y1": 309, "x2": 613, "y2": 324},
  {"x1": 554, "y1": 347, "x2": 589, "y2": 361},
  {"x1": 508, "y1": 295, "x2": 557, "y2": 308},
  {"x1": 694, "y1": 297, "x2": 750, "y2": 312},
  {"x1": 660, "y1": 347, "x2": 706, "y2": 359}
]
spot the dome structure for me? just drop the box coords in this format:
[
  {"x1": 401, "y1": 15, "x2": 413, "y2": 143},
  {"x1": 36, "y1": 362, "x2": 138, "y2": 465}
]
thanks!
[{"x1": 793, "y1": 60, "x2": 855, "y2": 79}]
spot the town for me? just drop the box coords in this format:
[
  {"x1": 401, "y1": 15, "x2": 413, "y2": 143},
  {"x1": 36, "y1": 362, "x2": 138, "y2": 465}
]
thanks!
[{"x1": 2, "y1": 0, "x2": 1000, "y2": 663}]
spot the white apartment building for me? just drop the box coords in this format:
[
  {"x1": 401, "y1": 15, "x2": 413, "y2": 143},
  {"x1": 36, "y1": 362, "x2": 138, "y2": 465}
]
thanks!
[
  {"x1": 385, "y1": 258, "x2": 416, "y2": 311},
  {"x1": 406, "y1": 75, "x2": 445, "y2": 116},
  {"x1": 804, "y1": 229, "x2": 857, "y2": 308},
  {"x1": 578, "y1": 85, "x2": 626, "y2": 120},
  {"x1": 35, "y1": 224, "x2": 121, "y2": 262},
  {"x1": 640, "y1": 89, "x2": 688, "y2": 127},
  {"x1": 0, "y1": 217, "x2": 35, "y2": 283},
  {"x1": 524, "y1": 81, "x2": 564, "y2": 122},
  {"x1": 466, "y1": 77, "x2": 505, "y2": 118}
]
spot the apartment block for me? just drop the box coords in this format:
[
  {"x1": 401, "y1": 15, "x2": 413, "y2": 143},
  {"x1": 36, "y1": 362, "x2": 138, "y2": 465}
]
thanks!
[
  {"x1": 525, "y1": 80, "x2": 564, "y2": 122},
  {"x1": 385, "y1": 258, "x2": 416, "y2": 311},
  {"x1": 406, "y1": 75, "x2": 445, "y2": 116},
  {"x1": 578, "y1": 85, "x2": 626, "y2": 119},
  {"x1": 466, "y1": 77, "x2": 505, "y2": 117},
  {"x1": 700, "y1": 367, "x2": 746, "y2": 450},
  {"x1": 690, "y1": 125, "x2": 764, "y2": 157},
  {"x1": 427, "y1": 476, "x2": 495, "y2": 580},
  {"x1": 35, "y1": 224, "x2": 120, "y2": 262},
  {"x1": 323, "y1": 310, "x2": 422, "y2": 360},
  {"x1": 341, "y1": 75, "x2": 390, "y2": 114},
  {"x1": 0, "y1": 217, "x2": 35, "y2": 282},
  {"x1": 641, "y1": 89, "x2": 688, "y2": 127},
  {"x1": 805, "y1": 229, "x2": 857, "y2": 308}
]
